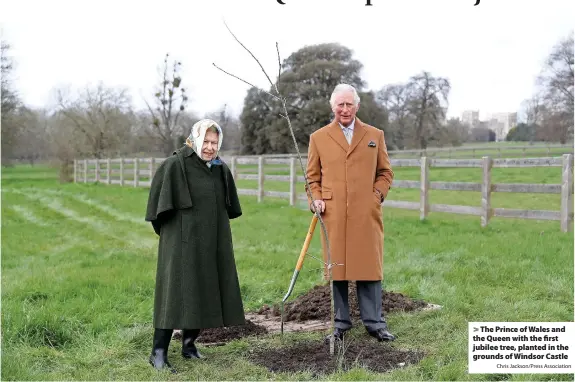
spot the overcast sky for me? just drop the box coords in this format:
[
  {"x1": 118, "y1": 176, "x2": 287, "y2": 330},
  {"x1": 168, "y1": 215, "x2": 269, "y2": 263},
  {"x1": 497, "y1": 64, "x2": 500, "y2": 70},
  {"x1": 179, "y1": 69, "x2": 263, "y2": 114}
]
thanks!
[{"x1": 1, "y1": 0, "x2": 573, "y2": 122}]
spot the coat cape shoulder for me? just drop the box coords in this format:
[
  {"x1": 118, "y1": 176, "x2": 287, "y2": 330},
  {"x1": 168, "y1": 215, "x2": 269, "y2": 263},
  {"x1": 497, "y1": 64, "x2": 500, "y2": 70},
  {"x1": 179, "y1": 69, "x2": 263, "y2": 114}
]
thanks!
[{"x1": 145, "y1": 147, "x2": 242, "y2": 235}]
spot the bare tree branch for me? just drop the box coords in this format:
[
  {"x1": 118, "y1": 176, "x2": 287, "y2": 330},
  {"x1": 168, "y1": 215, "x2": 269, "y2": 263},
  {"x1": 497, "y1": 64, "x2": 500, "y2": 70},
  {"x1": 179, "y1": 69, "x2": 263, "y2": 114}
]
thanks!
[
  {"x1": 143, "y1": 98, "x2": 168, "y2": 141},
  {"x1": 223, "y1": 19, "x2": 276, "y2": 90},
  {"x1": 161, "y1": 54, "x2": 169, "y2": 132},
  {"x1": 212, "y1": 63, "x2": 282, "y2": 102},
  {"x1": 276, "y1": 42, "x2": 281, "y2": 86}
]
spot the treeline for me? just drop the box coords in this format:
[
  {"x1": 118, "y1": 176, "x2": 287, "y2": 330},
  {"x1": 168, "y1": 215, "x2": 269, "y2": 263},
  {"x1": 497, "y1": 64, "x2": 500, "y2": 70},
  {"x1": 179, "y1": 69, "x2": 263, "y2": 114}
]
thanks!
[
  {"x1": 1, "y1": 32, "x2": 572, "y2": 180},
  {"x1": 507, "y1": 32, "x2": 574, "y2": 143},
  {"x1": 239, "y1": 43, "x2": 466, "y2": 154},
  {"x1": 1, "y1": 50, "x2": 241, "y2": 180}
]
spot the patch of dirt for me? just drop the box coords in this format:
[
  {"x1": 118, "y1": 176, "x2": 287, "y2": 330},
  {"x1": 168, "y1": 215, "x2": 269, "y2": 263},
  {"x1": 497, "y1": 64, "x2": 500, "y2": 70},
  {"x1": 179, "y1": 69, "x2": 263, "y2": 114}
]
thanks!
[
  {"x1": 248, "y1": 339, "x2": 425, "y2": 376},
  {"x1": 257, "y1": 282, "x2": 430, "y2": 322},
  {"x1": 191, "y1": 320, "x2": 268, "y2": 344}
]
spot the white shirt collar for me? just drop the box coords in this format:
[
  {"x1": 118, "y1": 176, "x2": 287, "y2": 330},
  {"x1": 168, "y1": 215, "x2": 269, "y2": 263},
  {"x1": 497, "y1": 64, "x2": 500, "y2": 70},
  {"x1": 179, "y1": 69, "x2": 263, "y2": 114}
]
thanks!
[{"x1": 338, "y1": 118, "x2": 355, "y2": 131}]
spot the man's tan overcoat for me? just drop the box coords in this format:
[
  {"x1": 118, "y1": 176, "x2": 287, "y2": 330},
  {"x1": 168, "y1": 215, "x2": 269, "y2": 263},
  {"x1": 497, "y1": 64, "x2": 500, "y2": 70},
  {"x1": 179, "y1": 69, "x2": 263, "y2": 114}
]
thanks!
[{"x1": 306, "y1": 118, "x2": 394, "y2": 281}]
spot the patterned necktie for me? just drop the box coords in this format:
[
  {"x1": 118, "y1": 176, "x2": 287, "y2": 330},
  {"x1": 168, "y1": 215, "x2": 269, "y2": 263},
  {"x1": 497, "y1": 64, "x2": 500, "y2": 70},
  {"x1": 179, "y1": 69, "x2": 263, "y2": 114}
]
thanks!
[{"x1": 343, "y1": 127, "x2": 353, "y2": 144}]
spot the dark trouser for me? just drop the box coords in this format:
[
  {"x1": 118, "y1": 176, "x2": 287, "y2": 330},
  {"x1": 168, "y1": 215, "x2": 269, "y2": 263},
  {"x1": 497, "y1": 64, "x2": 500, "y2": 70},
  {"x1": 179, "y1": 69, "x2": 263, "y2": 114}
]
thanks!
[
  {"x1": 333, "y1": 280, "x2": 388, "y2": 332},
  {"x1": 152, "y1": 329, "x2": 173, "y2": 349}
]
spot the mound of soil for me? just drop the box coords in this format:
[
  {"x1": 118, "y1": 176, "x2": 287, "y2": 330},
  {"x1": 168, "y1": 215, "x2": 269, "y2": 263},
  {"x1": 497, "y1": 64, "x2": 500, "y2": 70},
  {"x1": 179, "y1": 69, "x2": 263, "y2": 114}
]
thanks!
[
  {"x1": 258, "y1": 282, "x2": 428, "y2": 322},
  {"x1": 248, "y1": 339, "x2": 425, "y2": 376},
  {"x1": 195, "y1": 320, "x2": 268, "y2": 344}
]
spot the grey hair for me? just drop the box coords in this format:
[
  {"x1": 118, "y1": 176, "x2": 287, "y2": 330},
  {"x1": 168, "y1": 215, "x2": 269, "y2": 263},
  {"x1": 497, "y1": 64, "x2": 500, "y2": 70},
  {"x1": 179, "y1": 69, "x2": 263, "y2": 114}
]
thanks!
[
  {"x1": 329, "y1": 83, "x2": 360, "y2": 107},
  {"x1": 206, "y1": 125, "x2": 219, "y2": 134}
]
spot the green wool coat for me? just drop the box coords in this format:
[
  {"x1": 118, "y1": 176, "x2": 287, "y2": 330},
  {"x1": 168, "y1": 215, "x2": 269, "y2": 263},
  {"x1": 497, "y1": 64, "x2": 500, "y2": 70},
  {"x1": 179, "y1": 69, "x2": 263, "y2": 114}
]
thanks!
[{"x1": 145, "y1": 145, "x2": 245, "y2": 329}]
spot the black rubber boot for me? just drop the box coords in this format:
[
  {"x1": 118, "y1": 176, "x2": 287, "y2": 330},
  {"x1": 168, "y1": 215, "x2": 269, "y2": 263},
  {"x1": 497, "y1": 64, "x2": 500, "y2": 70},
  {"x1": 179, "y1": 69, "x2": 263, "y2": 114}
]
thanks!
[
  {"x1": 181, "y1": 329, "x2": 202, "y2": 359},
  {"x1": 149, "y1": 328, "x2": 176, "y2": 372}
]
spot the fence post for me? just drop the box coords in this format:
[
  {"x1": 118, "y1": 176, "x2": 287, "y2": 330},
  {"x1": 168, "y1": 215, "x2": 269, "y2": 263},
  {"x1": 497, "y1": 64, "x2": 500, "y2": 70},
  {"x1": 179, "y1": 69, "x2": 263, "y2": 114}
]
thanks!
[
  {"x1": 257, "y1": 156, "x2": 264, "y2": 202},
  {"x1": 120, "y1": 158, "x2": 124, "y2": 186},
  {"x1": 560, "y1": 153, "x2": 573, "y2": 233},
  {"x1": 95, "y1": 159, "x2": 100, "y2": 182},
  {"x1": 231, "y1": 156, "x2": 237, "y2": 180},
  {"x1": 149, "y1": 157, "x2": 155, "y2": 182},
  {"x1": 481, "y1": 156, "x2": 493, "y2": 227},
  {"x1": 107, "y1": 158, "x2": 112, "y2": 185},
  {"x1": 420, "y1": 156, "x2": 430, "y2": 220},
  {"x1": 289, "y1": 157, "x2": 297, "y2": 206},
  {"x1": 134, "y1": 158, "x2": 139, "y2": 188},
  {"x1": 84, "y1": 159, "x2": 88, "y2": 183}
]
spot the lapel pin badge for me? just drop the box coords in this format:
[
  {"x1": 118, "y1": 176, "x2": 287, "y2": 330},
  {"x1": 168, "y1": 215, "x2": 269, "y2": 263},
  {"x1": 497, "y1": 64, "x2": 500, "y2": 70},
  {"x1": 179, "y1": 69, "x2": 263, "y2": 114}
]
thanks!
[{"x1": 368, "y1": 140, "x2": 376, "y2": 147}]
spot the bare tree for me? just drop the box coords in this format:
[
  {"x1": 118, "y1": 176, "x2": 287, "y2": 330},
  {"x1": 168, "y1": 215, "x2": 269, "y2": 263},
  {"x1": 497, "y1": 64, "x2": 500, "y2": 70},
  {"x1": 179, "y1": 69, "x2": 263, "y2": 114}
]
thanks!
[
  {"x1": 524, "y1": 31, "x2": 574, "y2": 143},
  {"x1": 521, "y1": 96, "x2": 545, "y2": 143},
  {"x1": 145, "y1": 53, "x2": 189, "y2": 156},
  {"x1": 46, "y1": 111, "x2": 83, "y2": 182},
  {"x1": 522, "y1": 95, "x2": 545, "y2": 126},
  {"x1": 1, "y1": 40, "x2": 21, "y2": 165},
  {"x1": 538, "y1": 31, "x2": 574, "y2": 115},
  {"x1": 0, "y1": 42, "x2": 53, "y2": 166},
  {"x1": 407, "y1": 71, "x2": 451, "y2": 149},
  {"x1": 8, "y1": 107, "x2": 50, "y2": 165},
  {"x1": 55, "y1": 83, "x2": 134, "y2": 159},
  {"x1": 376, "y1": 84, "x2": 412, "y2": 150},
  {"x1": 130, "y1": 109, "x2": 199, "y2": 156},
  {"x1": 1, "y1": 40, "x2": 18, "y2": 116},
  {"x1": 376, "y1": 72, "x2": 452, "y2": 149}
]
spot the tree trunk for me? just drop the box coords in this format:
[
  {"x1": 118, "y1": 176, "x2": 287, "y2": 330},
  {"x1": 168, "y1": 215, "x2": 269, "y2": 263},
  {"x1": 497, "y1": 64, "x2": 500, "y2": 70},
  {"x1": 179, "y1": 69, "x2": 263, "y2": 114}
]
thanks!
[{"x1": 59, "y1": 159, "x2": 73, "y2": 183}]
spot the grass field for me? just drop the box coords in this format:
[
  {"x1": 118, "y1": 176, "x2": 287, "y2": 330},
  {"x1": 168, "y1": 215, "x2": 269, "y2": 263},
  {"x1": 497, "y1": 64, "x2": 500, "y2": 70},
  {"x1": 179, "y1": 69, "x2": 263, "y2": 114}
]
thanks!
[{"x1": 1, "y1": 164, "x2": 573, "y2": 380}]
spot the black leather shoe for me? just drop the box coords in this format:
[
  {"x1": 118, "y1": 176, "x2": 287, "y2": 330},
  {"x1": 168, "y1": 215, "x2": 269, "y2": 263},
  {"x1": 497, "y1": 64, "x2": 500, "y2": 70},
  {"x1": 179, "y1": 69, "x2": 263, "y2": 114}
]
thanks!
[
  {"x1": 182, "y1": 329, "x2": 203, "y2": 359},
  {"x1": 367, "y1": 328, "x2": 396, "y2": 342},
  {"x1": 325, "y1": 327, "x2": 347, "y2": 343},
  {"x1": 149, "y1": 328, "x2": 176, "y2": 373},
  {"x1": 149, "y1": 349, "x2": 172, "y2": 369}
]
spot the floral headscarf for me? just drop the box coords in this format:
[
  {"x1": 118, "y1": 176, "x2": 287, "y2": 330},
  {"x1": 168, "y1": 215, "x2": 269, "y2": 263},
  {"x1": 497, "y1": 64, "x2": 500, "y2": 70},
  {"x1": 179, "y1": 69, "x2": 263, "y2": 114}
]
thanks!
[{"x1": 186, "y1": 119, "x2": 224, "y2": 164}]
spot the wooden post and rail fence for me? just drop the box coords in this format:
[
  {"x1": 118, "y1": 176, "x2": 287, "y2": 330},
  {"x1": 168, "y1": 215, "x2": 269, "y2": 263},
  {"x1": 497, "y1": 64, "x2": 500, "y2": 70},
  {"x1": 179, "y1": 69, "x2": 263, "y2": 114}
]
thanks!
[
  {"x1": 384, "y1": 143, "x2": 572, "y2": 159},
  {"x1": 73, "y1": 152, "x2": 574, "y2": 233}
]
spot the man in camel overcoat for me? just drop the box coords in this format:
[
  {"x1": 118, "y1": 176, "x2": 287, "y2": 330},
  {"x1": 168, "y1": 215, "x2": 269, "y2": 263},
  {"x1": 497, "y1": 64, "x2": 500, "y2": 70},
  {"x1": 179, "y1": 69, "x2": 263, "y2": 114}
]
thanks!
[{"x1": 305, "y1": 83, "x2": 396, "y2": 342}]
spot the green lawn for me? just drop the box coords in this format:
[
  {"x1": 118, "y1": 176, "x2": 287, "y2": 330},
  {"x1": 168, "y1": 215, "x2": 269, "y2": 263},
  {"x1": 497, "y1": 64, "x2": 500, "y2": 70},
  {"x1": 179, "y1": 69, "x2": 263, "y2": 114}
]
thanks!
[{"x1": 1, "y1": 165, "x2": 573, "y2": 380}]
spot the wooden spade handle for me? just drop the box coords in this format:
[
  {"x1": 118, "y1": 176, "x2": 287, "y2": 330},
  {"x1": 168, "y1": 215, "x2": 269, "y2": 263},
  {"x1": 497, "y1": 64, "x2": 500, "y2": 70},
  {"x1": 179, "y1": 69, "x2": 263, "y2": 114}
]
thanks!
[{"x1": 295, "y1": 214, "x2": 319, "y2": 271}]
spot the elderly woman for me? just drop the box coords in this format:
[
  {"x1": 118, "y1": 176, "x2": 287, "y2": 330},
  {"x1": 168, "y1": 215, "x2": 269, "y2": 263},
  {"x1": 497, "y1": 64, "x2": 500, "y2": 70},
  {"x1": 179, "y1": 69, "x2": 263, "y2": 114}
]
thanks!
[{"x1": 145, "y1": 119, "x2": 244, "y2": 371}]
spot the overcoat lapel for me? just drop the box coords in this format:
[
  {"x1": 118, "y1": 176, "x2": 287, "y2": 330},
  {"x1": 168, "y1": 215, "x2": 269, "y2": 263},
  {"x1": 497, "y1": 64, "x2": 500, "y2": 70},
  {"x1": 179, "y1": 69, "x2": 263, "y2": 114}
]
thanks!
[
  {"x1": 347, "y1": 118, "x2": 367, "y2": 156},
  {"x1": 326, "y1": 120, "x2": 349, "y2": 153},
  {"x1": 325, "y1": 118, "x2": 368, "y2": 156}
]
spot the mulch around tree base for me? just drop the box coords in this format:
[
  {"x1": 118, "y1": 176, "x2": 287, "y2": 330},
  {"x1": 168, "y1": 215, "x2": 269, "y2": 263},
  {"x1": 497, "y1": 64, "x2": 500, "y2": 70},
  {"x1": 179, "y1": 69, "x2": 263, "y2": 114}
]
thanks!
[
  {"x1": 171, "y1": 320, "x2": 269, "y2": 344},
  {"x1": 248, "y1": 339, "x2": 425, "y2": 376},
  {"x1": 196, "y1": 320, "x2": 268, "y2": 343},
  {"x1": 258, "y1": 282, "x2": 430, "y2": 322}
]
